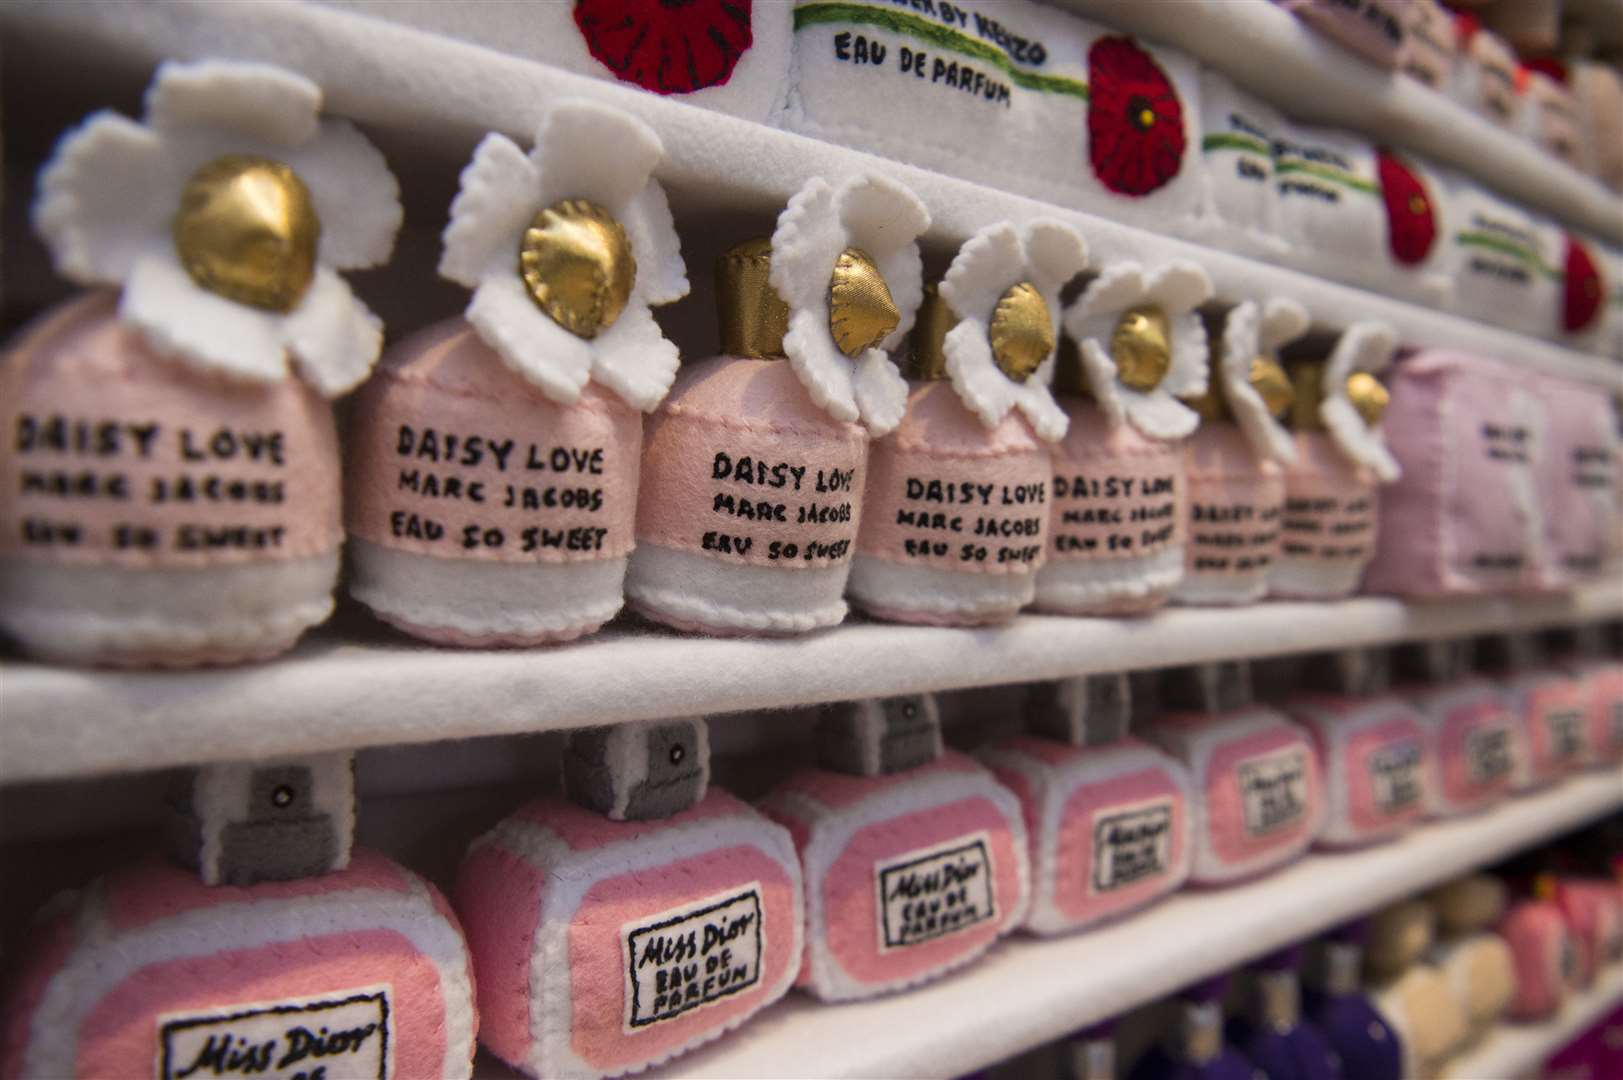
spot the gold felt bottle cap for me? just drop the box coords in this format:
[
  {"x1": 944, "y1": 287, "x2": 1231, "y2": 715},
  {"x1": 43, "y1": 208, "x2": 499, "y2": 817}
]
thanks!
[
  {"x1": 1249, "y1": 356, "x2": 1295, "y2": 419},
  {"x1": 519, "y1": 198, "x2": 635, "y2": 339},
  {"x1": 173, "y1": 154, "x2": 319, "y2": 312},
  {"x1": 989, "y1": 281, "x2": 1054, "y2": 383},
  {"x1": 1288, "y1": 360, "x2": 1328, "y2": 431},
  {"x1": 1110, "y1": 305, "x2": 1171, "y2": 391},
  {"x1": 1346, "y1": 370, "x2": 1390, "y2": 427},
  {"x1": 829, "y1": 247, "x2": 900, "y2": 358},
  {"x1": 907, "y1": 283, "x2": 955, "y2": 381},
  {"x1": 716, "y1": 238, "x2": 791, "y2": 359}
]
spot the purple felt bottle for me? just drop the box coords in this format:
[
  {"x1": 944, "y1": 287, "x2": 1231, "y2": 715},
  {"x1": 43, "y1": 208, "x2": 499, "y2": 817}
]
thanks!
[
  {"x1": 1228, "y1": 947, "x2": 1341, "y2": 1080},
  {"x1": 1303, "y1": 923, "x2": 1402, "y2": 1080},
  {"x1": 1062, "y1": 1019, "x2": 1118, "y2": 1080},
  {"x1": 1128, "y1": 976, "x2": 1257, "y2": 1080}
]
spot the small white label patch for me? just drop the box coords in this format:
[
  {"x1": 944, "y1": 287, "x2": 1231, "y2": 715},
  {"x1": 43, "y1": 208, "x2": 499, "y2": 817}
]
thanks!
[
  {"x1": 622, "y1": 885, "x2": 763, "y2": 1031},
  {"x1": 1237, "y1": 746, "x2": 1309, "y2": 837},
  {"x1": 158, "y1": 987, "x2": 390, "y2": 1080},
  {"x1": 1543, "y1": 706, "x2": 1585, "y2": 761},
  {"x1": 875, "y1": 834, "x2": 995, "y2": 950},
  {"x1": 1089, "y1": 799, "x2": 1174, "y2": 894},
  {"x1": 1368, "y1": 740, "x2": 1424, "y2": 814},
  {"x1": 1466, "y1": 724, "x2": 1514, "y2": 783}
]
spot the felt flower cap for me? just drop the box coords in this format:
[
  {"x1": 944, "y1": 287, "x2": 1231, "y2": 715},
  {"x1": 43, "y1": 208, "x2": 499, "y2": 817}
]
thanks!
[
  {"x1": 1064, "y1": 261, "x2": 1212, "y2": 441},
  {"x1": 1209, "y1": 298, "x2": 1310, "y2": 467},
  {"x1": 770, "y1": 174, "x2": 930, "y2": 436},
  {"x1": 440, "y1": 99, "x2": 689, "y2": 411},
  {"x1": 937, "y1": 220, "x2": 1088, "y2": 443},
  {"x1": 33, "y1": 60, "x2": 402, "y2": 396},
  {"x1": 1318, "y1": 321, "x2": 1402, "y2": 482}
]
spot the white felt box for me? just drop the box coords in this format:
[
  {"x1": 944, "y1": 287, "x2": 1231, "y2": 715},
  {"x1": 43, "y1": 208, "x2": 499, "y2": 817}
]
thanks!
[
  {"x1": 1448, "y1": 20, "x2": 1522, "y2": 130},
  {"x1": 1439, "y1": 177, "x2": 1561, "y2": 337},
  {"x1": 1190, "y1": 68, "x2": 1288, "y2": 260}
]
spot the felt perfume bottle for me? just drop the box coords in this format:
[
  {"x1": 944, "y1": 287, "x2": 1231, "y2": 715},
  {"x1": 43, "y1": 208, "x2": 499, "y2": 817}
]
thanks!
[
  {"x1": 1303, "y1": 922, "x2": 1403, "y2": 1080},
  {"x1": 1226, "y1": 947, "x2": 1339, "y2": 1080},
  {"x1": 1146, "y1": 660, "x2": 1325, "y2": 885},
  {"x1": 1554, "y1": 876, "x2": 1623, "y2": 985},
  {"x1": 1270, "y1": 323, "x2": 1401, "y2": 600},
  {"x1": 1555, "y1": 625, "x2": 1623, "y2": 765},
  {"x1": 345, "y1": 101, "x2": 687, "y2": 646},
  {"x1": 1364, "y1": 900, "x2": 1467, "y2": 1080},
  {"x1": 1282, "y1": 648, "x2": 1430, "y2": 848},
  {"x1": 1498, "y1": 891, "x2": 1579, "y2": 1020},
  {"x1": 626, "y1": 174, "x2": 928, "y2": 635},
  {"x1": 848, "y1": 220, "x2": 1087, "y2": 625},
  {"x1": 0, "y1": 60, "x2": 401, "y2": 666},
  {"x1": 1061, "y1": 1020, "x2": 1118, "y2": 1080},
  {"x1": 0, "y1": 752, "x2": 477, "y2": 1079},
  {"x1": 1127, "y1": 976, "x2": 1256, "y2": 1080},
  {"x1": 1173, "y1": 300, "x2": 1302, "y2": 606},
  {"x1": 454, "y1": 718, "x2": 802, "y2": 1078},
  {"x1": 1393, "y1": 639, "x2": 1523, "y2": 817},
  {"x1": 1425, "y1": 875, "x2": 1516, "y2": 1049},
  {"x1": 979, "y1": 674, "x2": 1192, "y2": 936},
  {"x1": 1533, "y1": 373, "x2": 1621, "y2": 588},
  {"x1": 759, "y1": 693, "x2": 1028, "y2": 1001},
  {"x1": 1480, "y1": 633, "x2": 1589, "y2": 789},
  {"x1": 1036, "y1": 261, "x2": 1213, "y2": 615}
]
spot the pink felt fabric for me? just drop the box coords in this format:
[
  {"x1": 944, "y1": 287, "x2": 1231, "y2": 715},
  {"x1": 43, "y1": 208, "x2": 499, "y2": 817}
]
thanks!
[
  {"x1": 1196, "y1": 718, "x2": 1323, "y2": 873},
  {"x1": 348, "y1": 318, "x2": 641, "y2": 564},
  {"x1": 1406, "y1": 679, "x2": 1519, "y2": 815},
  {"x1": 1276, "y1": 0, "x2": 1408, "y2": 65},
  {"x1": 769, "y1": 752, "x2": 985, "y2": 812},
  {"x1": 454, "y1": 841, "x2": 544, "y2": 1069},
  {"x1": 857, "y1": 381, "x2": 1050, "y2": 577},
  {"x1": 1182, "y1": 424, "x2": 1283, "y2": 601},
  {"x1": 1498, "y1": 900, "x2": 1573, "y2": 1020},
  {"x1": 0, "y1": 291, "x2": 340, "y2": 568},
  {"x1": 1273, "y1": 431, "x2": 1378, "y2": 599},
  {"x1": 637, "y1": 355, "x2": 867, "y2": 569},
  {"x1": 1557, "y1": 880, "x2": 1623, "y2": 989},
  {"x1": 1289, "y1": 693, "x2": 1430, "y2": 845},
  {"x1": 1573, "y1": 661, "x2": 1623, "y2": 764},
  {"x1": 1533, "y1": 374, "x2": 1619, "y2": 588},
  {"x1": 1507, "y1": 670, "x2": 1590, "y2": 784},
  {"x1": 0, "y1": 904, "x2": 77, "y2": 1080},
  {"x1": 506, "y1": 787, "x2": 751, "y2": 851}
]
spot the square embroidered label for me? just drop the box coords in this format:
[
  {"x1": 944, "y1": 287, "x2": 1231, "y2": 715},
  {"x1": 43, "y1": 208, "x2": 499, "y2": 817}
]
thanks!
[
  {"x1": 1237, "y1": 747, "x2": 1309, "y2": 837},
  {"x1": 1466, "y1": 724, "x2": 1514, "y2": 784},
  {"x1": 158, "y1": 987, "x2": 390, "y2": 1080},
  {"x1": 1089, "y1": 799, "x2": 1174, "y2": 894},
  {"x1": 1543, "y1": 706, "x2": 1585, "y2": 761},
  {"x1": 622, "y1": 884, "x2": 763, "y2": 1031},
  {"x1": 875, "y1": 834, "x2": 995, "y2": 951},
  {"x1": 1368, "y1": 740, "x2": 1424, "y2": 814}
]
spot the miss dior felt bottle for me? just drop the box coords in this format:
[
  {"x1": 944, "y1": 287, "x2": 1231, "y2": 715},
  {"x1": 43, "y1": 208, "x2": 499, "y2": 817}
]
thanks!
[
  {"x1": 1303, "y1": 922, "x2": 1403, "y2": 1080},
  {"x1": 979, "y1": 674, "x2": 1193, "y2": 936},
  {"x1": 345, "y1": 101, "x2": 687, "y2": 645},
  {"x1": 454, "y1": 718, "x2": 802, "y2": 1078},
  {"x1": 0, "y1": 752, "x2": 477, "y2": 1079},
  {"x1": 758, "y1": 693, "x2": 1029, "y2": 1001},
  {"x1": 1478, "y1": 633, "x2": 1588, "y2": 790},
  {"x1": 1127, "y1": 976, "x2": 1257, "y2": 1080},
  {"x1": 625, "y1": 174, "x2": 929, "y2": 635},
  {"x1": 1392, "y1": 639, "x2": 1523, "y2": 818},
  {"x1": 1226, "y1": 946, "x2": 1339, "y2": 1080},
  {"x1": 1551, "y1": 624, "x2": 1623, "y2": 766},
  {"x1": 1035, "y1": 261, "x2": 1213, "y2": 615},
  {"x1": 847, "y1": 219, "x2": 1087, "y2": 625},
  {"x1": 0, "y1": 60, "x2": 401, "y2": 666}
]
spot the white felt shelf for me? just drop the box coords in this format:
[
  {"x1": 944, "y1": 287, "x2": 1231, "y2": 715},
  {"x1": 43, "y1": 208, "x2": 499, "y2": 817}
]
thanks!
[
  {"x1": 1053, "y1": 0, "x2": 1623, "y2": 246},
  {"x1": 3, "y1": 582, "x2": 1618, "y2": 785},
  {"x1": 2, "y1": 0, "x2": 1618, "y2": 389},
  {"x1": 1445, "y1": 966, "x2": 1623, "y2": 1080}
]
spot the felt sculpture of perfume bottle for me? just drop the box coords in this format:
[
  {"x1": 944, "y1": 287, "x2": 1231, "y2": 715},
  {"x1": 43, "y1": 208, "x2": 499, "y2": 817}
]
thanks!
[
  {"x1": 1399, "y1": 0, "x2": 1455, "y2": 90},
  {"x1": 1282, "y1": 648, "x2": 1430, "y2": 848},
  {"x1": 1534, "y1": 373, "x2": 1621, "y2": 587},
  {"x1": 1363, "y1": 900, "x2": 1467, "y2": 1080},
  {"x1": 1553, "y1": 876, "x2": 1623, "y2": 988},
  {"x1": 758, "y1": 693, "x2": 1028, "y2": 1001},
  {"x1": 1424, "y1": 875, "x2": 1516, "y2": 1049},
  {"x1": 1145, "y1": 660, "x2": 1325, "y2": 885},
  {"x1": 345, "y1": 102, "x2": 687, "y2": 646},
  {"x1": 0, "y1": 60, "x2": 401, "y2": 667},
  {"x1": 1451, "y1": 14, "x2": 1523, "y2": 129},
  {"x1": 626, "y1": 175, "x2": 929, "y2": 635},
  {"x1": 1275, "y1": 0, "x2": 1409, "y2": 66},
  {"x1": 1498, "y1": 889, "x2": 1579, "y2": 1020},
  {"x1": 1172, "y1": 301, "x2": 1300, "y2": 606},
  {"x1": 1037, "y1": 261, "x2": 1213, "y2": 615},
  {"x1": 454, "y1": 718, "x2": 802, "y2": 1078},
  {"x1": 1127, "y1": 976, "x2": 1256, "y2": 1080},
  {"x1": 1552, "y1": 624, "x2": 1623, "y2": 767},
  {"x1": 847, "y1": 221, "x2": 1087, "y2": 625},
  {"x1": 1392, "y1": 639, "x2": 1522, "y2": 818},
  {"x1": 1270, "y1": 323, "x2": 1402, "y2": 600},
  {"x1": 1478, "y1": 633, "x2": 1588, "y2": 790},
  {"x1": 979, "y1": 674, "x2": 1193, "y2": 936},
  {"x1": 0, "y1": 752, "x2": 477, "y2": 1079},
  {"x1": 1303, "y1": 922, "x2": 1403, "y2": 1080},
  {"x1": 1226, "y1": 947, "x2": 1340, "y2": 1080},
  {"x1": 1061, "y1": 1020, "x2": 1118, "y2": 1080}
]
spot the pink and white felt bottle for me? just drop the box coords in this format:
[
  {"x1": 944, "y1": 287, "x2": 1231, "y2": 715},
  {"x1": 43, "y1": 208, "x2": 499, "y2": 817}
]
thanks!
[
  {"x1": 1479, "y1": 633, "x2": 1589, "y2": 789},
  {"x1": 979, "y1": 674, "x2": 1192, "y2": 936},
  {"x1": 454, "y1": 718, "x2": 802, "y2": 1078},
  {"x1": 1283, "y1": 649, "x2": 1431, "y2": 849},
  {"x1": 848, "y1": 222, "x2": 1086, "y2": 625},
  {"x1": 1393, "y1": 639, "x2": 1524, "y2": 817},
  {"x1": 0, "y1": 752, "x2": 478, "y2": 1080},
  {"x1": 1552, "y1": 625, "x2": 1623, "y2": 767},
  {"x1": 1555, "y1": 878, "x2": 1623, "y2": 989},
  {"x1": 1144, "y1": 661, "x2": 1326, "y2": 885},
  {"x1": 1498, "y1": 896, "x2": 1579, "y2": 1020},
  {"x1": 346, "y1": 102, "x2": 686, "y2": 646},
  {"x1": 760, "y1": 693, "x2": 1028, "y2": 1000}
]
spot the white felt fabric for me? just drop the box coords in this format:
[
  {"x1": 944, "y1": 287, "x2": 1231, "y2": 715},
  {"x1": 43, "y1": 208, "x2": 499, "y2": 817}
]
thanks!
[
  {"x1": 193, "y1": 751, "x2": 354, "y2": 883},
  {"x1": 1321, "y1": 320, "x2": 1402, "y2": 481},
  {"x1": 1449, "y1": 22, "x2": 1522, "y2": 130},
  {"x1": 1191, "y1": 69, "x2": 1288, "y2": 259},
  {"x1": 847, "y1": 558, "x2": 1037, "y2": 622},
  {"x1": 624, "y1": 544, "x2": 850, "y2": 635},
  {"x1": 1519, "y1": 70, "x2": 1585, "y2": 174},
  {"x1": 1441, "y1": 175, "x2": 1562, "y2": 337},
  {"x1": 1215, "y1": 299, "x2": 1303, "y2": 466},
  {"x1": 1372, "y1": 965, "x2": 1468, "y2": 1080},
  {"x1": 1032, "y1": 544, "x2": 1186, "y2": 614}
]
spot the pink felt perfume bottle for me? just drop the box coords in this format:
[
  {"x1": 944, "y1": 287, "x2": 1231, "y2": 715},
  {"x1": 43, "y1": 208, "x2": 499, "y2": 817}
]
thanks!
[
  {"x1": 455, "y1": 719, "x2": 802, "y2": 1077},
  {"x1": 0, "y1": 61, "x2": 401, "y2": 666},
  {"x1": 1283, "y1": 649, "x2": 1431, "y2": 848},
  {"x1": 1145, "y1": 661, "x2": 1326, "y2": 885},
  {"x1": 0, "y1": 753, "x2": 477, "y2": 1079},
  {"x1": 1036, "y1": 262, "x2": 1213, "y2": 615},
  {"x1": 848, "y1": 220, "x2": 1087, "y2": 625},
  {"x1": 1499, "y1": 892, "x2": 1579, "y2": 1020},
  {"x1": 1479, "y1": 633, "x2": 1589, "y2": 789},
  {"x1": 1393, "y1": 639, "x2": 1524, "y2": 817},
  {"x1": 345, "y1": 102, "x2": 686, "y2": 645},
  {"x1": 760, "y1": 693, "x2": 1028, "y2": 1000},
  {"x1": 626, "y1": 175, "x2": 929, "y2": 635},
  {"x1": 1552, "y1": 624, "x2": 1623, "y2": 767},
  {"x1": 979, "y1": 674, "x2": 1192, "y2": 936}
]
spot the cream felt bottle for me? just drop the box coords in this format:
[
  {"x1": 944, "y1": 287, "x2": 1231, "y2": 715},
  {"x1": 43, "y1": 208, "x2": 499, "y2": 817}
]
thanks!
[
  {"x1": 346, "y1": 101, "x2": 687, "y2": 646},
  {"x1": 1392, "y1": 638, "x2": 1524, "y2": 818},
  {"x1": 454, "y1": 718, "x2": 802, "y2": 1078},
  {"x1": 0, "y1": 60, "x2": 401, "y2": 667},
  {"x1": 0, "y1": 752, "x2": 477, "y2": 1079},
  {"x1": 1424, "y1": 875, "x2": 1516, "y2": 1050},
  {"x1": 759, "y1": 693, "x2": 1028, "y2": 1001},
  {"x1": 626, "y1": 175, "x2": 928, "y2": 635},
  {"x1": 1036, "y1": 261, "x2": 1213, "y2": 615},
  {"x1": 849, "y1": 220, "x2": 1087, "y2": 625},
  {"x1": 979, "y1": 674, "x2": 1192, "y2": 936}
]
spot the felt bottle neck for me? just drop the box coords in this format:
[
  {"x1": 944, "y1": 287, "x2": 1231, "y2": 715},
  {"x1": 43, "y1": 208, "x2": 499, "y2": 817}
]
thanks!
[
  {"x1": 1175, "y1": 1001, "x2": 1224, "y2": 1065},
  {"x1": 1323, "y1": 942, "x2": 1364, "y2": 997},
  {"x1": 1478, "y1": 632, "x2": 1540, "y2": 674},
  {"x1": 1064, "y1": 1038, "x2": 1116, "y2": 1080},
  {"x1": 906, "y1": 283, "x2": 954, "y2": 381},
  {"x1": 716, "y1": 238, "x2": 790, "y2": 360},
  {"x1": 1287, "y1": 359, "x2": 1329, "y2": 431},
  {"x1": 817, "y1": 696, "x2": 943, "y2": 776},
  {"x1": 562, "y1": 720, "x2": 710, "y2": 821},
  {"x1": 1028, "y1": 674, "x2": 1132, "y2": 747},
  {"x1": 1165, "y1": 661, "x2": 1253, "y2": 714},
  {"x1": 1394, "y1": 638, "x2": 1472, "y2": 684},
  {"x1": 1254, "y1": 970, "x2": 1301, "y2": 1033},
  {"x1": 1306, "y1": 648, "x2": 1390, "y2": 697}
]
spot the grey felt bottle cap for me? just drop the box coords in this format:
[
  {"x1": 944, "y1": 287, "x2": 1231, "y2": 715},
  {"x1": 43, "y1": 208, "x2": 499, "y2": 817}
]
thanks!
[
  {"x1": 1163, "y1": 660, "x2": 1253, "y2": 714},
  {"x1": 817, "y1": 694, "x2": 942, "y2": 776},
  {"x1": 563, "y1": 718, "x2": 710, "y2": 821},
  {"x1": 1394, "y1": 638, "x2": 1473, "y2": 683},
  {"x1": 1304, "y1": 648, "x2": 1390, "y2": 696},
  {"x1": 1028, "y1": 673, "x2": 1131, "y2": 747}
]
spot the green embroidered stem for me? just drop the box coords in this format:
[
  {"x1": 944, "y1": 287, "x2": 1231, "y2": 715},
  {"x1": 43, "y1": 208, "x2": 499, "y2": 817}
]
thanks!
[
  {"x1": 793, "y1": 2, "x2": 1090, "y2": 100},
  {"x1": 1202, "y1": 132, "x2": 1272, "y2": 157},
  {"x1": 1275, "y1": 159, "x2": 1379, "y2": 195},
  {"x1": 1454, "y1": 231, "x2": 1562, "y2": 279}
]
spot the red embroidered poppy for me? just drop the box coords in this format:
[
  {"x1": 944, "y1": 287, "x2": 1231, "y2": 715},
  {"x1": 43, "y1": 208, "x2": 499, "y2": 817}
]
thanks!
[
  {"x1": 1563, "y1": 234, "x2": 1603, "y2": 333},
  {"x1": 1376, "y1": 149, "x2": 1437, "y2": 266},
  {"x1": 574, "y1": 0, "x2": 752, "y2": 96},
  {"x1": 1086, "y1": 36, "x2": 1186, "y2": 197}
]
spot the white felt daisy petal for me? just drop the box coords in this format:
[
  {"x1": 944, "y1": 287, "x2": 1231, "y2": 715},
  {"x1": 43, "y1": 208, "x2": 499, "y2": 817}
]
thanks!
[
  {"x1": 1163, "y1": 310, "x2": 1210, "y2": 401},
  {"x1": 33, "y1": 113, "x2": 174, "y2": 285},
  {"x1": 145, "y1": 60, "x2": 321, "y2": 146},
  {"x1": 466, "y1": 272, "x2": 593, "y2": 404},
  {"x1": 1022, "y1": 220, "x2": 1089, "y2": 298},
  {"x1": 620, "y1": 181, "x2": 689, "y2": 307},
  {"x1": 1322, "y1": 321, "x2": 1401, "y2": 481},
  {"x1": 783, "y1": 308, "x2": 861, "y2": 423},
  {"x1": 944, "y1": 319, "x2": 1018, "y2": 430},
  {"x1": 590, "y1": 304, "x2": 680, "y2": 412},
  {"x1": 838, "y1": 176, "x2": 930, "y2": 346},
  {"x1": 1258, "y1": 297, "x2": 1311, "y2": 354},
  {"x1": 1079, "y1": 338, "x2": 1128, "y2": 427},
  {"x1": 769, "y1": 179, "x2": 843, "y2": 313},
  {"x1": 1122, "y1": 386, "x2": 1201, "y2": 441},
  {"x1": 939, "y1": 224, "x2": 1025, "y2": 325},
  {"x1": 1219, "y1": 302, "x2": 1296, "y2": 466},
  {"x1": 1068, "y1": 262, "x2": 1146, "y2": 323},
  {"x1": 853, "y1": 348, "x2": 910, "y2": 436},
  {"x1": 531, "y1": 100, "x2": 663, "y2": 213},
  {"x1": 273, "y1": 119, "x2": 403, "y2": 271},
  {"x1": 439, "y1": 132, "x2": 542, "y2": 287},
  {"x1": 121, "y1": 255, "x2": 287, "y2": 383},
  {"x1": 281, "y1": 268, "x2": 385, "y2": 397},
  {"x1": 1143, "y1": 261, "x2": 1213, "y2": 315},
  {"x1": 1013, "y1": 359, "x2": 1071, "y2": 441}
]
